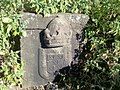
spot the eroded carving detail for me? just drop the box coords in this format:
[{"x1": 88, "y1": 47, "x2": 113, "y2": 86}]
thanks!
[
  {"x1": 38, "y1": 45, "x2": 72, "y2": 80},
  {"x1": 43, "y1": 16, "x2": 72, "y2": 47}
]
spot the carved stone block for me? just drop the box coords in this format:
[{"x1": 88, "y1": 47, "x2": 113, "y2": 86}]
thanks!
[{"x1": 21, "y1": 13, "x2": 89, "y2": 88}]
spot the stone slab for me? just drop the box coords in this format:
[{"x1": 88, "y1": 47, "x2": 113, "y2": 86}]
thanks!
[{"x1": 20, "y1": 13, "x2": 89, "y2": 88}]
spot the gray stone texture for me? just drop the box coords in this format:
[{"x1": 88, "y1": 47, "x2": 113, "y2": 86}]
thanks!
[{"x1": 20, "y1": 13, "x2": 89, "y2": 89}]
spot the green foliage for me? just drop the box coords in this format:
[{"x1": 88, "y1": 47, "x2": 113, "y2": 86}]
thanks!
[
  {"x1": 0, "y1": 0, "x2": 120, "y2": 90},
  {"x1": 22, "y1": 0, "x2": 90, "y2": 15},
  {"x1": 85, "y1": 1, "x2": 120, "y2": 89},
  {"x1": 0, "y1": 0, "x2": 24, "y2": 89}
]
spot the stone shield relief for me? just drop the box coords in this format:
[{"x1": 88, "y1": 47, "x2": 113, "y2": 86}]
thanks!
[{"x1": 38, "y1": 16, "x2": 72, "y2": 81}]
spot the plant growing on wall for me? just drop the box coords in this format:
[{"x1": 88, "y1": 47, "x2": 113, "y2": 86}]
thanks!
[{"x1": 0, "y1": 0, "x2": 120, "y2": 90}]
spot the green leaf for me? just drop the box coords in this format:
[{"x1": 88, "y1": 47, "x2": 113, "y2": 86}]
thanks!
[
  {"x1": 2, "y1": 17, "x2": 12, "y2": 23},
  {"x1": 7, "y1": 24, "x2": 12, "y2": 34},
  {"x1": 0, "y1": 51, "x2": 5, "y2": 55}
]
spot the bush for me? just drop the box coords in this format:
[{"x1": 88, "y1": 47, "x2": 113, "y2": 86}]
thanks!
[
  {"x1": 0, "y1": 0, "x2": 120, "y2": 90},
  {"x1": 0, "y1": 0, "x2": 24, "y2": 89}
]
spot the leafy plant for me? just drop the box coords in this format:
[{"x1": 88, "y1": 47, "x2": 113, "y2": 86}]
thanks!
[
  {"x1": 0, "y1": 0, "x2": 24, "y2": 89},
  {"x1": 0, "y1": 0, "x2": 120, "y2": 90}
]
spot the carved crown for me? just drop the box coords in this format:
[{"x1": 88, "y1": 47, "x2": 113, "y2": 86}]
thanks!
[{"x1": 43, "y1": 16, "x2": 72, "y2": 47}]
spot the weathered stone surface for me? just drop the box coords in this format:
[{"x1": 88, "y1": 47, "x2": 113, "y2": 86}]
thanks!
[
  {"x1": 43, "y1": 16, "x2": 72, "y2": 47},
  {"x1": 21, "y1": 13, "x2": 89, "y2": 89},
  {"x1": 21, "y1": 13, "x2": 89, "y2": 31},
  {"x1": 11, "y1": 85, "x2": 45, "y2": 90},
  {"x1": 38, "y1": 45, "x2": 72, "y2": 80}
]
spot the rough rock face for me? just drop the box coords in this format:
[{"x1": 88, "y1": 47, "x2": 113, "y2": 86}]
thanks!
[
  {"x1": 13, "y1": 82, "x2": 59, "y2": 90},
  {"x1": 15, "y1": 85, "x2": 45, "y2": 90},
  {"x1": 20, "y1": 13, "x2": 89, "y2": 89}
]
